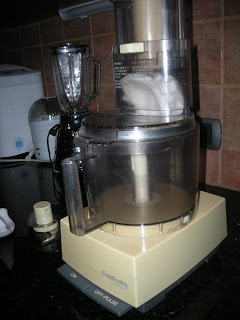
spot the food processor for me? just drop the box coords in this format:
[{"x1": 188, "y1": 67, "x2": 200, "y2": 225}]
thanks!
[{"x1": 58, "y1": 0, "x2": 227, "y2": 316}]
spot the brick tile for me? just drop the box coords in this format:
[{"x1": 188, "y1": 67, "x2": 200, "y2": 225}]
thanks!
[
  {"x1": 224, "y1": 19, "x2": 240, "y2": 85},
  {"x1": 197, "y1": 86, "x2": 221, "y2": 119},
  {"x1": 193, "y1": 22, "x2": 221, "y2": 85},
  {"x1": 88, "y1": 97, "x2": 98, "y2": 113},
  {"x1": 7, "y1": 50, "x2": 24, "y2": 66},
  {"x1": 222, "y1": 150, "x2": 240, "y2": 190},
  {"x1": 193, "y1": 0, "x2": 221, "y2": 20},
  {"x1": 21, "y1": 23, "x2": 40, "y2": 47},
  {"x1": 92, "y1": 11, "x2": 115, "y2": 35},
  {"x1": 40, "y1": 17, "x2": 63, "y2": 44},
  {"x1": 223, "y1": 88, "x2": 240, "y2": 151},
  {"x1": 98, "y1": 84, "x2": 115, "y2": 112},
  {"x1": 46, "y1": 84, "x2": 56, "y2": 97},
  {"x1": 224, "y1": 0, "x2": 240, "y2": 16},
  {"x1": 63, "y1": 17, "x2": 91, "y2": 40},
  {"x1": 93, "y1": 34, "x2": 115, "y2": 84},
  {"x1": 23, "y1": 46, "x2": 44, "y2": 78},
  {"x1": 42, "y1": 44, "x2": 55, "y2": 84}
]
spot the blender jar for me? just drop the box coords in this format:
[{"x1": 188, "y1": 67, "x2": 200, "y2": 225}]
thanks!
[{"x1": 50, "y1": 43, "x2": 100, "y2": 115}]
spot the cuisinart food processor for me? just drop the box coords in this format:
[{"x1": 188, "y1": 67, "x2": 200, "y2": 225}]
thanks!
[{"x1": 58, "y1": 0, "x2": 227, "y2": 316}]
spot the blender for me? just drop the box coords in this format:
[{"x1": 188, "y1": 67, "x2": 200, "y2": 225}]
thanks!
[
  {"x1": 50, "y1": 43, "x2": 101, "y2": 171},
  {"x1": 50, "y1": 43, "x2": 100, "y2": 206},
  {"x1": 58, "y1": 1, "x2": 227, "y2": 316}
]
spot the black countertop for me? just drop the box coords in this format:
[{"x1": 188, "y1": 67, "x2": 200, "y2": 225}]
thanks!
[{"x1": 0, "y1": 162, "x2": 240, "y2": 320}]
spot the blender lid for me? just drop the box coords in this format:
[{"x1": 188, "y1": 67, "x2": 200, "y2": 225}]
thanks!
[
  {"x1": 76, "y1": 110, "x2": 196, "y2": 143},
  {"x1": 50, "y1": 42, "x2": 90, "y2": 54}
]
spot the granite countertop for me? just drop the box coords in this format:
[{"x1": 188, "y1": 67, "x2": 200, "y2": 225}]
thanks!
[{"x1": 0, "y1": 162, "x2": 240, "y2": 320}]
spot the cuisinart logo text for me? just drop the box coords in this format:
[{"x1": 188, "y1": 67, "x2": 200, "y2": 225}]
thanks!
[{"x1": 102, "y1": 270, "x2": 128, "y2": 288}]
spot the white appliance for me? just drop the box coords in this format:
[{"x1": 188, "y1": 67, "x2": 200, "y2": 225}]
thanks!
[
  {"x1": 0, "y1": 64, "x2": 44, "y2": 157},
  {"x1": 28, "y1": 97, "x2": 61, "y2": 161}
]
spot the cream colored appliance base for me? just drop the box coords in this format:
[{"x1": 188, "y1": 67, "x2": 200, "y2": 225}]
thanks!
[{"x1": 60, "y1": 191, "x2": 227, "y2": 308}]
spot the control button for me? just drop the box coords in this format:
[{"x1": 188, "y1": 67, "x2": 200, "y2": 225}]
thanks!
[
  {"x1": 84, "y1": 284, "x2": 133, "y2": 316},
  {"x1": 57, "y1": 264, "x2": 91, "y2": 293}
]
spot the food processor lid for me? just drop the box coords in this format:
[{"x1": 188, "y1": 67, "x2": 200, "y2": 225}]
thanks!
[{"x1": 76, "y1": 110, "x2": 196, "y2": 143}]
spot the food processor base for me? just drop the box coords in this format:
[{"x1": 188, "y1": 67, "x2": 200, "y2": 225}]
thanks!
[{"x1": 59, "y1": 191, "x2": 227, "y2": 314}]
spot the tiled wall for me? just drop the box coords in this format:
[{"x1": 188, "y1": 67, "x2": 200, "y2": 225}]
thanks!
[
  {"x1": 0, "y1": 0, "x2": 240, "y2": 191},
  {"x1": 192, "y1": 0, "x2": 240, "y2": 191}
]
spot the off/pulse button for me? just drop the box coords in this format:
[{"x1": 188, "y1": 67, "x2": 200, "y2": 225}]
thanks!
[
  {"x1": 85, "y1": 284, "x2": 132, "y2": 316},
  {"x1": 57, "y1": 263, "x2": 133, "y2": 316}
]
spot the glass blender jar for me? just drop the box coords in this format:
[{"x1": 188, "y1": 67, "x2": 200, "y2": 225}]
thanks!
[{"x1": 51, "y1": 43, "x2": 101, "y2": 115}]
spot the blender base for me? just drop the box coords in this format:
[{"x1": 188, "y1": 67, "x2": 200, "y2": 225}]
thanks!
[{"x1": 59, "y1": 191, "x2": 227, "y2": 314}]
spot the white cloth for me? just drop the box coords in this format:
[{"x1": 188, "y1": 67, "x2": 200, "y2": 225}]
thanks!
[{"x1": 0, "y1": 208, "x2": 15, "y2": 238}]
